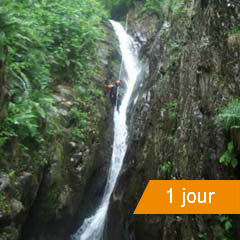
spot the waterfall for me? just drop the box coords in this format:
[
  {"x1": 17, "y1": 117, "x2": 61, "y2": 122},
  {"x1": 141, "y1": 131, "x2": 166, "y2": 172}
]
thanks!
[{"x1": 72, "y1": 20, "x2": 141, "y2": 240}]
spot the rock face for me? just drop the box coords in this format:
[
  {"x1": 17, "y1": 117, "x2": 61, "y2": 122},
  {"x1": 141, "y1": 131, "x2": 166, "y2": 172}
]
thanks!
[
  {"x1": 107, "y1": 1, "x2": 240, "y2": 240},
  {"x1": 0, "y1": 22, "x2": 120, "y2": 240},
  {"x1": 20, "y1": 22, "x2": 121, "y2": 240}
]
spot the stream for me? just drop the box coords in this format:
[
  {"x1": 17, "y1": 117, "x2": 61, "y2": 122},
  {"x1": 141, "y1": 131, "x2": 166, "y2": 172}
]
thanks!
[{"x1": 72, "y1": 20, "x2": 141, "y2": 240}]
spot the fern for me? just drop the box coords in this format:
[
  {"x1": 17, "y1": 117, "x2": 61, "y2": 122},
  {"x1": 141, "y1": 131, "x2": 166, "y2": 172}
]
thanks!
[
  {"x1": 0, "y1": 0, "x2": 107, "y2": 168},
  {"x1": 219, "y1": 142, "x2": 238, "y2": 168},
  {"x1": 216, "y1": 100, "x2": 240, "y2": 129}
]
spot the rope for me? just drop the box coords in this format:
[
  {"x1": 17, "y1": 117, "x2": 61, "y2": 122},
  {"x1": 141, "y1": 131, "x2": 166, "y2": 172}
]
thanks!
[{"x1": 118, "y1": 14, "x2": 128, "y2": 81}]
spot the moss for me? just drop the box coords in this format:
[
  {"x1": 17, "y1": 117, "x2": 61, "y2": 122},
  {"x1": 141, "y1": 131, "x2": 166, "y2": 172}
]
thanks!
[
  {"x1": 53, "y1": 142, "x2": 64, "y2": 184},
  {"x1": 219, "y1": 142, "x2": 238, "y2": 168},
  {"x1": 46, "y1": 185, "x2": 61, "y2": 213},
  {"x1": 219, "y1": 216, "x2": 234, "y2": 240},
  {"x1": 0, "y1": 226, "x2": 19, "y2": 240},
  {"x1": 216, "y1": 100, "x2": 240, "y2": 130},
  {"x1": 228, "y1": 32, "x2": 240, "y2": 49},
  {"x1": 0, "y1": 192, "x2": 11, "y2": 215},
  {"x1": 140, "y1": 0, "x2": 187, "y2": 18},
  {"x1": 166, "y1": 101, "x2": 177, "y2": 121},
  {"x1": 198, "y1": 232, "x2": 208, "y2": 240},
  {"x1": 37, "y1": 183, "x2": 62, "y2": 223},
  {"x1": 228, "y1": 26, "x2": 240, "y2": 34}
]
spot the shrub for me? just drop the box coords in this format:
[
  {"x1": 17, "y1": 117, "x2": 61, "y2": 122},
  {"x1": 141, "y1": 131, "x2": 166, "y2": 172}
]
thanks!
[
  {"x1": 140, "y1": 0, "x2": 186, "y2": 17},
  {"x1": 219, "y1": 142, "x2": 238, "y2": 168},
  {"x1": 102, "y1": 0, "x2": 134, "y2": 18},
  {"x1": 0, "y1": 0, "x2": 107, "y2": 168},
  {"x1": 216, "y1": 100, "x2": 240, "y2": 130},
  {"x1": 140, "y1": 0, "x2": 164, "y2": 16},
  {"x1": 0, "y1": 92, "x2": 54, "y2": 141}
]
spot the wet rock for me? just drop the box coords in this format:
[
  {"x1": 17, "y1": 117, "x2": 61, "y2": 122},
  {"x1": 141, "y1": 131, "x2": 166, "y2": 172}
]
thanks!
[
  {"x1": 0, "y1": 175, "x2": 10, "y2": 192},
  {"x1": 19, "y1": 20, "x2": 116, "y2": 240},
  {"x1": 10, "y1": 199, "x2": 24, "y2": 217},
  {"x1": 107, "y1": 1, "x2": 240, "y2": 240}
]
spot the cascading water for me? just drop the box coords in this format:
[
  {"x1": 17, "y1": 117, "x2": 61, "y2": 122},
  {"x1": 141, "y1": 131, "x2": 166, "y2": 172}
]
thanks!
[{"x1": 72, "y1": 20, "x2": 141, "y2": 240}]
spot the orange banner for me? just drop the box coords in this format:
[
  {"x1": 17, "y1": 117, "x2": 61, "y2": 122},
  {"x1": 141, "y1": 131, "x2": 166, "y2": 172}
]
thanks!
[{"x1": 134, "y1": 180, "x2": 240, "y2": 214}]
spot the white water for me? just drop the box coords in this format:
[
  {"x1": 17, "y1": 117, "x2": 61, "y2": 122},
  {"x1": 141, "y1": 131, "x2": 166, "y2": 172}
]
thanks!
[{"x1": 72, "y1": 20, "x2": 140, "y2": 240}]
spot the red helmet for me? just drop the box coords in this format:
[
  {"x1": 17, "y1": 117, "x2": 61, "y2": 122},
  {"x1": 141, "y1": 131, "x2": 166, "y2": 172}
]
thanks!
[{"x1": 115, "y1": 80, "x2": 121, "y2": 86}]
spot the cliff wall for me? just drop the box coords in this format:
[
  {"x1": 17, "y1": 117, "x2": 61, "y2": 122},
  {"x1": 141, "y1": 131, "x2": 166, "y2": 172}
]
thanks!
[{"x1": 108, "y1": 1, "x2": 240, "y2": 239}]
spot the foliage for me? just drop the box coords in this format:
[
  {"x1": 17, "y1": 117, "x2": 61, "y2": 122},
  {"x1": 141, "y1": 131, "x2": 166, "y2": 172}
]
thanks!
[
  {"x1": 140, "y1": 0, "x2": 186, "y2": 17},
  {"x1": 216, "y1": 100, "x2": 240, "y2": 130},
  {"x1": 0, "y1": 92, "x2": 55, "y2": 152},
  {"x1": 216, "y1": 101, "x2": 240, "y2": 169},
  {"x1": 102, "y1": 0, "x2": 134, "y2": 18},
  {"x1": 228, "y1": 26, "x2": 240, "y2": 34},
  {"x1": 219, "y1": 142, "x2": 238, "y2": 168},
  {"x1": 161, "y1": 101, "x2": 177, "y2": 122},
  {"x1": 37, "y1": 183, "x2": 62, "y2": 223},
  {"x1": 161, "y1": 161, "x2": 171, "y2": 173},
  {"x1": 170, "y1": 0, "x2": 187, "y2": 18},
  {"x1": 175, "y1": 215, "x2": 183, "y2": 222},
  {"x1": 219, "y1": 216, "x2": 233, "y2": 240},
  {"x1": 198, "y1": 232, "x2": 208, "y2": 240},
  {"x1": 0, "y1": 193, "x2": 11, "y2": 214},
  {"x1": 1, "y1": 0, "x2": 107, "y2": 90},
  {"x1": 0, "y1": 0, "x2": 107, "y2": 168},
  {"x1": 140, "y1": 0, "x2": 163, "y2": 16},
  {"x1": 221, "y1": 217, "x2": 233, "y2": 231},
  {"x1": 166, "y1": 101, "x2": 177, "y2": 121},
  {"x1": 69, "y1": 84, "x2": 104, "y2": 142}
]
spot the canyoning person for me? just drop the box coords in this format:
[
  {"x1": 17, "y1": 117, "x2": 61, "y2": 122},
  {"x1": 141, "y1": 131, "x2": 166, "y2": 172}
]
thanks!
[
  {"x1": 110, "y1": 80, "x2": 120, "y2": 107},
  {"x1": 115, "y1": 80, "x2": 122, "y2": 111},
  {"x1": 105, "y1": 80, "x2": 122, "y2": 111}
]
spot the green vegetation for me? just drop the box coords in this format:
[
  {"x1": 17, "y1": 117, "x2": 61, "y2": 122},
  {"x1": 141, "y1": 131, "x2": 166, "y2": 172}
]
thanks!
[
  {"x1": 0, "y1": 1, "x2": 111, "y2": 229},
  {"x1": 216, "y1": 100, "x2": 240, "y2": 168},
  {"x1": 228, "y1": 26, "x2": 240, "y2": 34},
  {"x1": 0, "y1": 0, "x2": 108, "y2": 169},
  {"x1": 169, "y1": 0, "x2": 187, "y2": 18},
  {"x1": 175, "y1": 215, "x2": 183, "y2": 222},
  {"x1": 166, "y1": 101, "x2": 177, "y2": 121},
  {"x1": 198, "y1": 232, "x2": 208, "y2": 240},
  {"x1": 140, "y1": 0, "x2": 163, "y2": 16},
  {"x1": 40, "y1": 183, "x2": 62, "y2": 222},
  {"x1": 140, "y1": 0, "x2": 186, "y2": 17},
  {"x1": 161, "y1": 160, "x2": 172, "y2": 173},
  {"x1": 219, "y1": 216, "x2": 233, "y2": 240},
  {"x1": 219, "y1": 142, "x2": 238, "y2": 168},
  {"x1": 103, "y1": 0, "x2": 187, "y2": 18},
  {"x1": 102, "y1": 0, "x2": 134, "y2": 18},
  {"x1": 1, "y1": 94, "x2": 54, "y2": 141},
  {"x1": 0, "y1": 192, "x2": 11, "y2": 215},
  {"x1": 216, "y1": 100, "x2": 240, "y2": 130}
]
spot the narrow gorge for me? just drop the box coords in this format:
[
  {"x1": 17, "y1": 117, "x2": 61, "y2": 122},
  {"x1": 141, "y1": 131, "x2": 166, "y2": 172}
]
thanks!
[
  {"x1": 0, "y1": 1, "x2": 240, "y2": 240},
  {"x1": 72, "y1": 20, "x2": 141, "y2": 240}
]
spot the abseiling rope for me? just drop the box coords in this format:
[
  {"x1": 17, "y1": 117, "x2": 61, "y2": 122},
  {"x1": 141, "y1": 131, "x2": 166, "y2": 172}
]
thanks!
[{"x1": 118, "y1": 14, "x2": 128, "y2": 81}]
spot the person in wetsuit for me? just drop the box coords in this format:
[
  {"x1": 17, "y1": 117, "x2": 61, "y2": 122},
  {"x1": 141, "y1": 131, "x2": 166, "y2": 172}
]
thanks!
[{"x1": 105, "y1": 80, "x2": 121, "y2": 111}]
